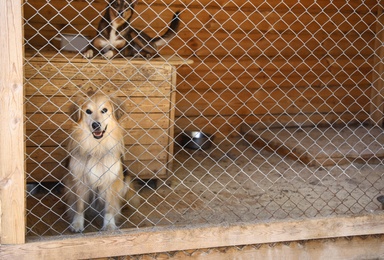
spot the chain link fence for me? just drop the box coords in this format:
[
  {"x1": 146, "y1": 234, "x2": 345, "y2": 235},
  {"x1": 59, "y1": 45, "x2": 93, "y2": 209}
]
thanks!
[{"x1": 23, "y1": 0, "x2": 384, "y2": 240}]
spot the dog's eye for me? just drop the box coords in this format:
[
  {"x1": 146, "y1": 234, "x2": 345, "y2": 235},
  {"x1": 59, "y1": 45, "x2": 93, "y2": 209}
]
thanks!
[
  {"x1": 101, "y1": 108, "x2": 108, "y2": 114},
  {"x1": 85, "y1": 109, "x2": 92, "y2": 115}
]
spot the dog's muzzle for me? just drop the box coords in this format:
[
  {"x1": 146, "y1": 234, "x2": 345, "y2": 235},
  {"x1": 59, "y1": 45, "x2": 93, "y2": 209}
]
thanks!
[{"x1": 91, "y1": 122, "x2": 107, "y2": 139}]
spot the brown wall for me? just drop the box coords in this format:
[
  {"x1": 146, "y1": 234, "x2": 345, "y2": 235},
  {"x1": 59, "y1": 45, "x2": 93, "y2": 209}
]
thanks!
[{"x1": 23, "y1": 0, "x2": 380, "y2": 137}]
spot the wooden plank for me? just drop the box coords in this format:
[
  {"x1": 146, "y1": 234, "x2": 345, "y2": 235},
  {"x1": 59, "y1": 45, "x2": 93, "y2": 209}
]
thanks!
[
  {"x1": 25, "y1": 112, "x2": 171, "y2": 130},
  {"x1": 175, "y1": 55, "x2": 373, "y2": 93},
  {"x1": 26, "y1": 144, "x2": 169, "y2": 164},
  {"x1": 180, "y1": 55, "x2": 330, "y2": 75},
  {"x1": 26, "y1": 163, "x2": 66, "y2": 183},
  {"x1": 242, "y1": 111, "x2": 370, "y2": 130},
  {"x1": 175, "y1": 85, "x2": 371, "y2": 117},
  {"x1": 370, "y1": 7, "x2": 384, "y2": 125},
  {"x1": 23, "y1": 0, "x2": 380, "y2": 15},
  {"x1": 164, "y1": 67, "x2": 177, "y2": 178},
  {"x1": 26, "y1": 128, "x2": 169, "y2": 147},
  {"x1": 0, "y1": 0, "x2": 25, "y2": 244},
  {"x1": 181, "y1": 29, "x2": 375, "y2": 58},
  {"x1": 26, "y1": 159, "x2": 169, "y2": 182},
  {"x1": 180, "y1": 71, "x2": 372, "y2": 93},
  {"x1": 24, "y1": 61, "x2": 172, "y2": 81},
  {"x1": 182, "y1": 8, "x2": 376, "y2": 33},
  {"x1": 160, "y1": 236, "x2": 384, "y2": 260},
  {"x1": 125, "y1": 160, "x2": 169, "y2": 179},
  {"x1": 26, "y1": 96, "x2": 172, "y2": 114},
  {"x1": 24, "y1": 51, "x2": 192, "y2": 66},
  {"x1": 24, "y1": 79, "x2": 172, "y2": 97},
  {"x1": 2, "y1": 214, "x2": 384, "y2": 259},
  {"x1": 23, "y1": 1, "x2": 377, "y2": 34},
  {"x1": 24, "y1": 28, "x2": 376, "y2": 59},
  {"x1": 145, "y1": 0, "x2": 379, "y2": 13},
  {"x1": 24, "y1": 9, "x2": 377, "y2": 37}
]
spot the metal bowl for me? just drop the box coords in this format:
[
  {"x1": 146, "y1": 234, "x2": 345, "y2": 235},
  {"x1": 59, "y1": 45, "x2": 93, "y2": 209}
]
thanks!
[
  {"x1": 180, "y1": 131, "x2": 214, "y2": 150},
  {"x1": 54, "y1": 33, "x2": 90, "y2": 52}
]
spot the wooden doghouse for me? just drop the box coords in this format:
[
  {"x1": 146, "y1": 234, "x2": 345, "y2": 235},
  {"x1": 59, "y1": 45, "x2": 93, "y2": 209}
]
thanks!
[{"x1": 25, "y1": 52, "x2": 191, "y2": 183}]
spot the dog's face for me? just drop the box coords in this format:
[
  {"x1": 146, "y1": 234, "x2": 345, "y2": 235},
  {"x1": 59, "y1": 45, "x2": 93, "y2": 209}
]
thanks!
[
  {"x1": 71, "y1": 94, "x2": 124, "y2": 140},
  {"x1": 108, "y1": 0, "x2": 136, "y2": 23}
]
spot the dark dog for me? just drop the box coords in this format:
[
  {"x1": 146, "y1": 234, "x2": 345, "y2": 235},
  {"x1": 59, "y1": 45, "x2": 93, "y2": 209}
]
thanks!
[{"x1": 84, "y1": 0, "x2": 180, "y2": 59}]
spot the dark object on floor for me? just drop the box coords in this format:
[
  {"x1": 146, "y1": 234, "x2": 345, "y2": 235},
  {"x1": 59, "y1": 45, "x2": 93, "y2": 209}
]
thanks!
[
  {"x1": 377, "y1": 195, "x2": 384, "y2": 209},
  {"x1": 180, "y1": 131, "x2": 214, "y2": 150}
]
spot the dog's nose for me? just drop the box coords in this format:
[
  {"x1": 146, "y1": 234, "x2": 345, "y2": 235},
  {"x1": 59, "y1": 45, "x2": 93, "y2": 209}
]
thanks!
[{"x1": 92, "y1": 122, "x2": 102, "y2": 130}]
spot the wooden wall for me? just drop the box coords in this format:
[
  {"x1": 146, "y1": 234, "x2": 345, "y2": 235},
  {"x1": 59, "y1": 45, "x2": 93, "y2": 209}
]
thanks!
[{"x1": 23, "y1": 0, "x2": 381, "y2": 137}]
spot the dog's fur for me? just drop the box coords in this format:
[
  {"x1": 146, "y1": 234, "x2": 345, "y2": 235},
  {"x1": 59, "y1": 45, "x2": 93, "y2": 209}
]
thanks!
[
  {"x1": 64, "y1": 92, "x2": 135, "y2": 232},
  {"x1": 84, "y1": 0, "x2": 180, "y2": 59}
]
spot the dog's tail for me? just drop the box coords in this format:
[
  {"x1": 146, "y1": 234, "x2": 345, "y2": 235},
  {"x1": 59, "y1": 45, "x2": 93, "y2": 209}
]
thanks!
[{"x1": 151, "y1": 11, "x2": 180, "y2": 47}]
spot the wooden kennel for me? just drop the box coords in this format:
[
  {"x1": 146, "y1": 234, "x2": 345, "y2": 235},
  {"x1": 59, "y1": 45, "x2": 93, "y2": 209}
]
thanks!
[{"x1": 24, "y1": 51, "x2": 191, "y2": 182}]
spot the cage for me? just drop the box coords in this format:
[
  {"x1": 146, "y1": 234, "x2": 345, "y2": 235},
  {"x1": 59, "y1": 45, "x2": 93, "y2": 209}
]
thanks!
[{"x1": 1, "y1": 0, "x2": 384, "y2": 259}]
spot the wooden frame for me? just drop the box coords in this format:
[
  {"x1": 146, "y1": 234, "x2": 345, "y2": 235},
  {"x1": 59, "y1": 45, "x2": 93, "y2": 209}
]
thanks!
[
  {"x1": 0, "y1": 0, "x2": 25, "y2": 245},
  {"x1": 370, "y1": 7, "x2": 384, "y2": 125},
  {"x1": 1, "y1": 0, "x2": 384, "y2": 258},
  {"x1": 2, "y1": 214, "x2": 384, "y2": 259}
]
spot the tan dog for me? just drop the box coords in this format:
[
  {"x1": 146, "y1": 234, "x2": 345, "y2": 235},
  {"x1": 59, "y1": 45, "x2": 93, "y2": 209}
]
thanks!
[{"x1": 64, "y1": 91, "x2": 135, "y2": 232}]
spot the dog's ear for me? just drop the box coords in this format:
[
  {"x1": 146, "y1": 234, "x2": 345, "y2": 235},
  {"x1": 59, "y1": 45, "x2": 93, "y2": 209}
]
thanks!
[
  {"x1": 68, "y1": 96, "x2": 84, "y2": 123},
  {"x1": 86, "y1": 90, "x2": 96, "y2": 97},
  {"x1": 111, "y1": 96, "x2": 125, "y2": 120}
]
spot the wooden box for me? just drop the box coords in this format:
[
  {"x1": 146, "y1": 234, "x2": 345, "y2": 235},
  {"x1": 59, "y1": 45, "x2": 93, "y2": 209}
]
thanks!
[{"x1": 24, "y1": 51, "x2": 190, "y2": 182}]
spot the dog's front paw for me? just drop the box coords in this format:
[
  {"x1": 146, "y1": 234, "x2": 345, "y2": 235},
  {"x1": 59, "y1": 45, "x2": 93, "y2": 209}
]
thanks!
[
  {"x1": 70, "y1": 215, "x2": 85, "y2": 232},
  {"x1": 102, "y1": 213, "x2": 117, "y2": 231},
  {"x1": 102, "y1": 223, "x2": 118, "y2": 231},
  {"x1": 83, "y1": 49, "x2": 94, "y2": 59},
  {"x1": 104, "y1": 50, "x2": 114, "y2": 59}
]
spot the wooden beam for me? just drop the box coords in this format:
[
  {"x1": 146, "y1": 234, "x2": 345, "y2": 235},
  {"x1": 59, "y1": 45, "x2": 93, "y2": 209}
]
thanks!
[
  {"x1": 162, "y1": 236, "x2": 384, "y2": 259},
  {"x1": 370, "y1": 8, "x2": 384, "y2": 125},
  {"x1": 0, "y1": 0, "x2": 25, "y2": 244},
  {"x1": 2, "y1": 214, "x2": 384, "y2": 259}
]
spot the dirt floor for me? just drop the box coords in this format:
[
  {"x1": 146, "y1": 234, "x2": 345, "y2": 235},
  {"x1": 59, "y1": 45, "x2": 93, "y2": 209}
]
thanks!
[{"x1": 26, "y1": 129, "x2": 384, "y2": 240}]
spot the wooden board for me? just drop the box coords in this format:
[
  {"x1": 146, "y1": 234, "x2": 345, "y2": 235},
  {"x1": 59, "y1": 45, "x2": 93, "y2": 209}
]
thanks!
[
  {"x1": 370, "y1": 7, "x2": 384, "y2": 125},
  {"x1": 0, "y1": 0, "x2": 25, "y2": 245},
  {"x1": 106, "y1": 235, "x2": 384, "y2": 259},
  {"x1": 3, "y1": 214, "x2": 384, "y2": 259},
  {"x1": 242, "y1": 124, "x2": 384, "y2": 166}
]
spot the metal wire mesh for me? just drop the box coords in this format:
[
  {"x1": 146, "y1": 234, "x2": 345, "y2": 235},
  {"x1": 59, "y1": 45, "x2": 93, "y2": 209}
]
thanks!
[{"x1": 23, "y1": 0, "x2": 384, "y2": 240}]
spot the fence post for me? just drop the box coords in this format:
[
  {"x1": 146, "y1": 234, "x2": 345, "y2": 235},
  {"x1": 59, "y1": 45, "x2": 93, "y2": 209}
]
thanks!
[
  {"x1": 0, "y1": 0, "x2": 25, "y2": 244},
  {"x1": 370, "y1": 7, "x2": 384, "y2": 125}
]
